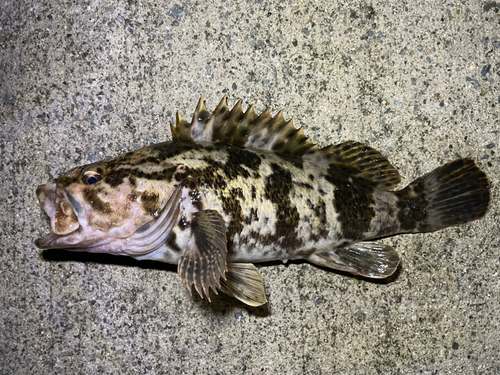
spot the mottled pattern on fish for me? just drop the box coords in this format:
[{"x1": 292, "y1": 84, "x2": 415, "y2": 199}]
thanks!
[{"x1": 36, "y1": 97, "x2": 490, "y2": 306}]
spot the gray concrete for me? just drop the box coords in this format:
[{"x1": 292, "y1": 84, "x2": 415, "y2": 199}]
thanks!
[{"x1": 1, "y1": 0, "x2": 499, "y2": 373}]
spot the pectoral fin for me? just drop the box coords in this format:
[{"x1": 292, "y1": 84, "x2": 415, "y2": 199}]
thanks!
[
  {"x1": 178, "y1": 210, "x2": 228, "y2": 301},
  {"x1": 308, "y1": 242, "x2": 400, "y2": 278},
  {"x1": 218, "y1": 263, "x2": 267, "y2": 307}
]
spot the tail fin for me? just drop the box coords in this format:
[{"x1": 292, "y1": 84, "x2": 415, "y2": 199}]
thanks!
[{"x1": 396, "y1": 158, "x2": 490, "y2": 233}]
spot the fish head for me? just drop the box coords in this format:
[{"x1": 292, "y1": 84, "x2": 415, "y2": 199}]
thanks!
[{"x1": 35, "y1": 153, "x2": 179, "y2": 255}]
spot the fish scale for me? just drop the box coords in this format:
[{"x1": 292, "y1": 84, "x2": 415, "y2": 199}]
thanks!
[{"x1": 35, "y1": 96, "x2": 490, "y2": 306}]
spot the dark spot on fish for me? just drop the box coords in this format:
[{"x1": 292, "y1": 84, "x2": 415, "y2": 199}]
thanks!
[
  {"x1": 178, "y1": 215, "x2": 189, "y2": 230},
  {"x1": 309, "y1": 174, "x2": 314, "y2": 181},
  {"x1": 371, "y1": 195, "x2": 400, "y2": 237},
  {"x1": 395, "y1": 178, "x2": 427, "y2": 231},
  {"x1": 221, "y1": 188, "x2": 244, "y2": 251},
  {"x1": 137, "y1": 156, "x2": 161, "y2": 165},
  {"x1": 326, "y1": 165, "x2": 375, "y2": 240},
  {"x1": 166, "y1": 232, "x2": 182, "y2": 252},
  {"x1": 251, "y1": 185, "x2": 257, "y2": 199},
  {"x1": 224, "y1": 145, "x2": 262, "y2": 171},
  {"x1": 104, "y1": 168, "x2": 131, "y2": 188},
  {"x1": 295, "y1": 181, "x2": 313, "y2": 190},
  {"x1": 307, "y1": 199, "x2": 329, "y2": 242},
  {"x1": 82, "y1": 187, "x2": 112, "y2": 213},
  {"x1": 196, "y1": 157, "x2": 228, "y2": 190},
  {"x1": 175, "y1": 170, "x2": 191, "y2": 182},
  {"x1": 131, "y1": 166, "x2": 177, "y2": 183},
  {"x1": 189, "y1": 189, "x2": 203, "y2": 210},
  {"x1": 105, "y1": 166, "x2": 174, "y2": 188},
  {"x1": 150, "y1": 141, "x2": 202, "y2": 160},
  {"x1": 243, "y1": 207, "x2": 259, "y2": 225},
  {"x1": 141, "y1": 191, "x2": 161, "y2": 216},
  {"x1": 197, "y1": 147, "x2": 261, "y2": 188},
  {"x1": 263, "y1": 163, "x2": 302, "y2": 249}
]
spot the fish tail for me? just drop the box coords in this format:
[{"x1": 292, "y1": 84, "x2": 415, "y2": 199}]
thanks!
[{"x1": 396, "y1": 158, "x2": 490, "y2": 233}]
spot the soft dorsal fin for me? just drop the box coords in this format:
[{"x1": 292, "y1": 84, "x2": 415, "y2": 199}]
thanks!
[
  {"x1": 170, "y1": 97, "x2": 401, "y2": 190},
  {"x1": 170, "y1": 96, "x2": 318, "y2": 157},
  {"x1": 307, "y1": 141, "x2": 402, "y2": 190}
]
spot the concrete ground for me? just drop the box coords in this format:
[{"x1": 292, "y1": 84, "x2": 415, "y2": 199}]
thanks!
[{"x1": 1, "y1": 0, "x2": 499, "y2": 374}]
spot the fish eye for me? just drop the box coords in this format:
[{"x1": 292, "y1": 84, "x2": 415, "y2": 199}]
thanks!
[{"x1": 84, "y1": 171, "x2": 102, "y2": 185}]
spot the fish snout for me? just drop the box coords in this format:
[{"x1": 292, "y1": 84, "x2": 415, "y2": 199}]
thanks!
[{"x1": 37, "y1": 181, "x2": 81, "y2": 235}]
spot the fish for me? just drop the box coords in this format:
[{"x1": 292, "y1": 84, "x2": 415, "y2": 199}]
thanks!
[{"x1": 35, "y1": 96, "x2": 491, "y2": 306}]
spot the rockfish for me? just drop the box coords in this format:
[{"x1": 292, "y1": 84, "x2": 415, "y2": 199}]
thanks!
[{"x1": 35, "y1": 97, "x2": 490, "y2": 306}]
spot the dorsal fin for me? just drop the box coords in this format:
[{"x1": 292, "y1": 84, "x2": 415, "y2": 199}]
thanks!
[
  {"x1": 305, "y1": 141, "x2": 402, "y2": 190},
  {"x1": 170, "y1": 97, "x2": 401, "y2": 190},
  {"x1": 170, "y1": 96, "x2": 318, "y2": 157}
]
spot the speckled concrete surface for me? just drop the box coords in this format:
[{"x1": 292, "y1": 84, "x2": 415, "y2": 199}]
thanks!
[{"x1": 1, "y1": 1, "x2": 499, "y2": 374}]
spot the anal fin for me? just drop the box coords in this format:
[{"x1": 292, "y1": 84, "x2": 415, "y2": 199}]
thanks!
[
  {"x1": 308, "y1": 242, "x2": 400, "y2": 279},
  {"x1": 218, "y1": 263, "x2": 267, "y2": 307}
]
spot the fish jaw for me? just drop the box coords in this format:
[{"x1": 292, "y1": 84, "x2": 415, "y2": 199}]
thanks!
[
  {"x1": 35, "y1": 180, "x2": 103, "y2": 250},
  {"x1": 36, "y1": 181, "x2": 81, "y2": 236},
  {"x1": 35, "y1": 180, "x2": 118, "y2": 251}
]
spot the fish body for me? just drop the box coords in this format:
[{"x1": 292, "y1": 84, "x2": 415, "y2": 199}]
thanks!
[{"x1": 36, "y1": 97, "x2": 490, "y2": 306}]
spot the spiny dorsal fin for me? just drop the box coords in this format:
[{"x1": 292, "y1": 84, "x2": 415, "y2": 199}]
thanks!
[
  {"x1": 170, "y1": 96, "x2": 318, "y2": 157},
  {"x1": 171, "y1": 97, "x2": 401, "y2": 190}
]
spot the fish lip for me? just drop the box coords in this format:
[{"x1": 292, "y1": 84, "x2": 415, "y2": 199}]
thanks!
[
  {"x1": 35, "y1": 232, "x2": 60, "y2": 249},
  {"x1": 36, "y1": 181, "x2": 83, "y2": 246}
]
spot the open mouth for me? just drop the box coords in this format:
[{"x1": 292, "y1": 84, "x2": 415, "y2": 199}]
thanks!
[{"x1": 35, "y1": 182, "x2": 81, "y2": 249}]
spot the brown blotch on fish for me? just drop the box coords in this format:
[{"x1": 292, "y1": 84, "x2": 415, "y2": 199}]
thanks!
[
  {"x1": 223, "y1": 144, "x2": 262, "y2": 172},
  {"x1": 395, "y1": 180, "x2": 426, "y2": 232},
  {"x1": 189, "y1": 189, "x2": 204, "y2": 210},
  {"x1": 243, "y1": 207, "x2": 259, "y2": 225},
  {"x1": 308, "y1": 199, "x2": 329, "y2": 242},
  {"x1": 264, "y1": 163, "x2": 302, "y2": 249},
  {"x1": 105, "y1": 168, "x2": 133, "y2": 188},
  {"x1": 82, "y1": 187, "x2": 112, "y2": 214},
  {"x1": 326, "y1": 167, "x2": 375, "y2": 240},
  {"x1": 178, "y1": 215, "x2": 190, "y2": 230},
  {"x1": 141, "y1": 191, "x2": 161, "y2": 216},
  {"x1": 221, "y1": 188, "x2": 245, "y2": 250},
  {"x1": 295, "y1": 181, "x2": 313, "y2": 190}
]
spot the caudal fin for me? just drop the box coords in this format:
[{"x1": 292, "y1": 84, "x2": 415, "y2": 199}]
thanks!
[{"x1": 396, "y1": 158, "x2": 490, "y2": 233}]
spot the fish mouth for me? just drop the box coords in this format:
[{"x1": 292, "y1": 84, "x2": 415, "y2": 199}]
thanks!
[{"x1": 35, "y1": 182, "x2": 82, "y2": 249}]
